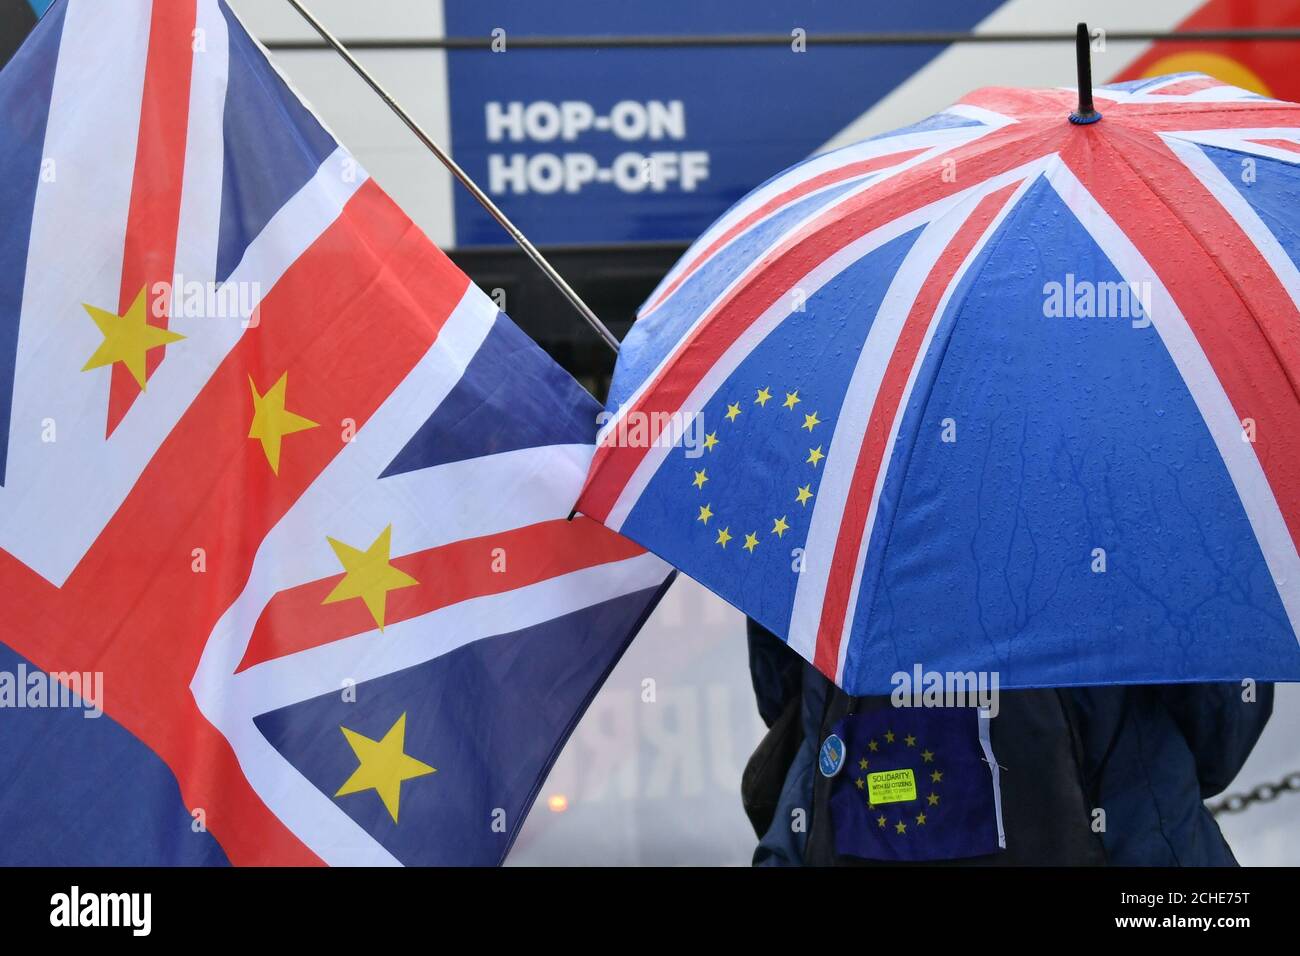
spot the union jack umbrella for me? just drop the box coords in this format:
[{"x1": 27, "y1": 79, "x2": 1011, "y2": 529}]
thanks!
[{"x1": 577, "y1": 69, "x2": 1300, "y2": 695}]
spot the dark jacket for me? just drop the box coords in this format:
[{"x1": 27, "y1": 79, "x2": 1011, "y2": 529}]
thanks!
[{"x1": 743, "y1": 620, "x2": 1272, "y2": 866}]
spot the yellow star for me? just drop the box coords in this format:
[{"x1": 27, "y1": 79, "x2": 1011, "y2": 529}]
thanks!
[
  {"x1": 921, "y1": 749, "x2": 935, "y2": 763},
  {"x1": 877, "y1": 815, "x2": 887, "y2": 829},
  {"x1": 715, "y1": 526, "x2": 732, "y2": 548},
  {"x1": 703, "y1": 431, "x2": 719, "y2": 452},
  {"x1": 795, "y1": 484, "x2": 814, "y2": 507},
  {"x1": 916, "y1": 812, "x2": 927, "y2": 826},
  {"x1": 697, "y1": 503, "x2": 713, "y2": 525},
  {"x1": 322, "y1": 524, "x2": 419, "y2": 631},
  {"x1": 927, "y1": 792, "x2": 940, "y2": 806},
  {"x1": 334, "y1": 713, "x2": 435, "y2": 824},
  {"x1": 931, "y1": 769, "x2": 944, "y2": 783},
  {"x1": 905, "y1": 734, "x2": 917, "y2": 747},
  {"x1": 858, "y1": 758, "x2": 869, "y2": 770},
  {"x1": 248, "y1": 372, "x2": 319, "y2": 474},
  {"x1": 743, "y1": 531, "x2": 759, "y2": 553},
  {"x1": 755, "y1": 386, "x2": 772, "y2": 407},
  {"x1": 895, "y1": 819, "x2": 907, "y2": 835},
  {"x1": 772, "y1": 515, "x2": 790, "y2": 538},
  {"x1": 692, "y1": 469, "x2": 709, "y2": 490},
  {"x1": 884, "y1": 730, "x2": 896, "y2": 744},
  {"x1": 868, "y1": 739, "x2": 878, "y2": 752},
  {"x1": 81, "y1": 285, "x2": 185, "y2": 390},
  {"x1": 783, "y1": 390, "x2": 800, "y2": 410},
  {"x1": 802, "y1": 411, "x2": 822, "y2": 432},
  {"x1": 807, "y1": 446, "x2": 825, "y2": 467},
  {"x1": 725, "y1": 402, "x2": 742, "y2": 422},
  {"x1": 855, "y1": 777, "x2": 865, "y2": 790}
]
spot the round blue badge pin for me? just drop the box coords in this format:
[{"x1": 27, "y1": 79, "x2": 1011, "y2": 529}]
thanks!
[{"x1": 818, "y1": 733, "x2": 846, "y2": 777}]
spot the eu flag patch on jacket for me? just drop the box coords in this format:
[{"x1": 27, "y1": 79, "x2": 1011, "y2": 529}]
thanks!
[
  {"x1": 0, "y1": 0, "x2": 671, "y2": 865},
  {"x1": 827, "y1": 707, "x2": 1005, "y2": 862}
]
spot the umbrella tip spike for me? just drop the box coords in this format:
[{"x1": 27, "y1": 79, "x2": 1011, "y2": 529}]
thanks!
[{"x1": 1069, "y1": 22, "x2": 1102, "y2": 125}]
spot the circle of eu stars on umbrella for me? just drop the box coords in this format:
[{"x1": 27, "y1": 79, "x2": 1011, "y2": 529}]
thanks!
[{"x1": 691, "y1": 386, "x2": 827, "y2": 553}]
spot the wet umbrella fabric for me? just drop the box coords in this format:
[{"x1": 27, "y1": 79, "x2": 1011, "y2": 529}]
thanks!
[{"x1": 578, "y1": 74, "x2": 1300, "y2": 694}]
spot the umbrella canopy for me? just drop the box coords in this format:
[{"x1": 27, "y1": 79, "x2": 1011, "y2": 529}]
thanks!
[{"x1": 577, "y1": 73, "x2": 1300, "y2": 694}]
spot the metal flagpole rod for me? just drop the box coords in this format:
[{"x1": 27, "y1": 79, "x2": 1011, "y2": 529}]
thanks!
[{"x1": 281, "y1": 0, "x2": 622, "y2": 355}]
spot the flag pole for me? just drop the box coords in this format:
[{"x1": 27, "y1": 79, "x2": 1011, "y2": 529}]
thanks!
[{"x1": 281, "y1": 0, "x2": 622, "y2": 355}]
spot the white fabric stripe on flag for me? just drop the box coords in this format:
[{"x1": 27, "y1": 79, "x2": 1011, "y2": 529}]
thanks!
[
  {"x1": 171, "y1": 0, "x2": 228, "y2": 293},
  {"x1": 0, "y1": 0, "x2": 153, "y2": 584}
]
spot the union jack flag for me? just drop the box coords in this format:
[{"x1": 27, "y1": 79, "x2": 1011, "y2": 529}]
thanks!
[
  {"x1": 578, "y1": 74, "x2": 1300, "y2": 695},
  {"x1": 0, "y1": 0, "x2": 670, "y2": 865}
]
